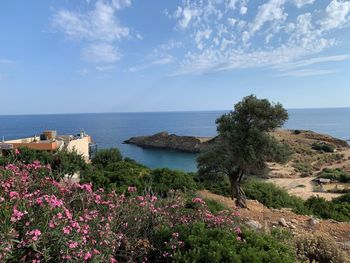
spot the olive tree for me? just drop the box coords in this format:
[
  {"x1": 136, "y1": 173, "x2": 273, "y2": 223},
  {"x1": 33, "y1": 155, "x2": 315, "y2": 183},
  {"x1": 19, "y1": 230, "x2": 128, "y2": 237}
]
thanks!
[{"x1": 197, "y1": 95, "x2": 292, "y2": 208}]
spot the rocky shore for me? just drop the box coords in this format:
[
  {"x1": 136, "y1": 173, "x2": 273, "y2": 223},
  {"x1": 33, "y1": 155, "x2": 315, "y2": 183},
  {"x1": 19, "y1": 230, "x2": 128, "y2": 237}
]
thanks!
[{"x1": 124, "y1": 131, "x2": 216, "y2": 153}]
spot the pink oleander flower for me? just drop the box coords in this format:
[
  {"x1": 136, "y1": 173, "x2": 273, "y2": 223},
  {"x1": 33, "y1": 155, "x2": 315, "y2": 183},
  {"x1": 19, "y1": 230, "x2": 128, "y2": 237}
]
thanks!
[
  {"x1": 84, "y1": 252, "x2": 92, "y2": 261},
  {"x1": 9, "y1": 191, "x2": 19, "y2": 200},
  {"x1": 15, "y1": 148, "x2": 20, "y2": 155},
  {"x1": 192, "y1": 197, "x2": 206, "y2": 205},
  {"x1": 29, "y1": 229, "x2": 41, "y2": 241},
  {"x1": 63, "y1": 226, "x2": 72, "y2": 235},
  {"x1": 11, "y1": 206, "x2": 26, "y2": 222},
  {"x1": 127, "y1": 186, "x2": 137, "y2": 193},
  {"x1": 68, "y1": 241, "x2": 79, "y2": 249}
]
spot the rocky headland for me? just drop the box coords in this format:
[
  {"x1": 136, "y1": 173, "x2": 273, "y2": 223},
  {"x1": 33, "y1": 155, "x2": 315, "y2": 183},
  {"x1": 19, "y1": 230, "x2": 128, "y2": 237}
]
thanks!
[{"x1": 124, "y1": 131, "x2": 217, "y2": 153}]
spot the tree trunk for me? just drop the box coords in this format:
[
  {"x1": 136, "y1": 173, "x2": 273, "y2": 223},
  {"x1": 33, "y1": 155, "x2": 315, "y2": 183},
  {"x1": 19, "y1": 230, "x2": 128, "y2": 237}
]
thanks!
[{"x1": 229, "y1": 169, "x2": 247, "y2": 208}]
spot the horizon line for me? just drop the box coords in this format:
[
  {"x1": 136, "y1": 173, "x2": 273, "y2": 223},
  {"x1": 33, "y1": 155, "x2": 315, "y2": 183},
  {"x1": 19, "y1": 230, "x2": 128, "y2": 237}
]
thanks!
[{"x1": 1, "y1": 106, "x2": 350, "y2": 117}]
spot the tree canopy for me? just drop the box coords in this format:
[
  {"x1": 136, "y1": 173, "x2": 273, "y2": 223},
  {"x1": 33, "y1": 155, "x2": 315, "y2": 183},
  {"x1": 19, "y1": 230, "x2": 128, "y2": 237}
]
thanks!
[{"x1": 197, "y1": 95, "x2": 292, "y2": 207}]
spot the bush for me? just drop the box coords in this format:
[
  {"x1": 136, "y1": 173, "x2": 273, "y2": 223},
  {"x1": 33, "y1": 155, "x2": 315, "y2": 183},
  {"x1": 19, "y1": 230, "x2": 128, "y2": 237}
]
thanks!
[
  {"x1": 312, "y1": 142, "x2": 336, "y2": 153},
  {"x1": 295, "y1": 233, "x2": 349, "y2": 263},
  {"x1": 203, "y1": 198, "x2": 227, "y2": 214},
  {"x1": 0, "y1": 162, "x2": 241, "y2": 262},
  {"x1": 305, "y1": 196, "x2": 350, "y2": 222},
  {"x1": 155, "y1": 223, "x2": 296, "y2": 263},
  {"x1": 293, "y1": 130, "x2": 302, "y2": 135},
  {"x1": 91, "y1": 148, "x2": 123, "y2": 168},
  {"x1": 81, "y1": 160, "x2": 151, "y2": 192},
  {"x1": 317, "y1": 168, "x2": 350, "y2": 183},
  {"x1": 149, "y1": 168, "x2": 197, "y2": 196},
  {"x1": 0, "y1": 147, "x2": 86, "y2": 180},
  {"x1": 243, "y1": 180, "x2": 309, "y2": 214},
  {"x1": 293, "y1": 161, "x2": 313, "y2": 177}
]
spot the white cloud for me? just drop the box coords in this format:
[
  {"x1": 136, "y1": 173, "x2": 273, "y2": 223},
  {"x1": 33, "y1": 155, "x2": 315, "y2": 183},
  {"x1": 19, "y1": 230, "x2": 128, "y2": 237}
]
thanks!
[
  {"x1": 292, "y1": 0, "x2": 315, "y2": 8},
  {"x1": 250, "y1": 0, "x2": 287, "y2": 38},
  {"x1": 81, "y1": 43, "x2": 120, "y2": 63},
  {"x1": 280, "y1": 68, "x2": 337, "y2": 77},
  {"x1": 320, "y1": 0, "x2": 350, "y2": 31},
  {"x1": 53, "y1": 1, "x2": 130, "y2": 42},
  {"x1": 280, "y1": 55, "x2": 350, "y2": 70},
  {"x1": 111, "y1": 0, "x2": 132, "y2": 10},
  {"x1": 240, "y1": 6, "x2": 248, "y2": 15},
  {"x1": 53, "y1": 0, "x2": 133, "y2": 64},
  {"x1": 129, "y1": 55, "x2": 175, "y2": 72},
  {"x1": 168, "y1": 0, "x2": 350, "y2": 77},
  {"x1": 96, "y1": 65, "x2": 115, "y2": 71}
]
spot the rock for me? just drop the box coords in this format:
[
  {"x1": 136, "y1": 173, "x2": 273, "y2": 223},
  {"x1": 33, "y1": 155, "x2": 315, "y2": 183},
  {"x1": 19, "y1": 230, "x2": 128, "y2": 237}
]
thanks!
[
  {"x1": 278, "y1": 218, "x2": 288, "y2": 227},
  {"x1": 291, "y1": 219, "x2": 298, "y2": 224},
  {"x1": 124, "y1": 132, "x2": 217, "y2": 153},
  {"x1": 245, "y1": 220, "x2": 262, "y2": 231},
  {"x1": 288, "y1": 224, "x2": 296, "y2": 229},
  {"x1": 308, "y1": 217, "x2": 319, "y2": 226}
]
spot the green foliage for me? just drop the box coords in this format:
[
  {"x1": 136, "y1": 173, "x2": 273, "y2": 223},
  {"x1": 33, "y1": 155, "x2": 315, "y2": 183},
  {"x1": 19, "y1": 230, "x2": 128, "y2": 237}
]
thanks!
[
  {"x1": 91, "y1": 148, "x2": 123, "y2": 168},
  {"x1": 293, "y1": 161, "x2": 313, "y2": 177},
  {"x1": 0, "y1": 147, "x2": 86, "y2": 180},
  {"x1": 243, "y1": 180, "x2": 309, "y2": 214},
  {"x1": 305, "y1": 196, "x2": 350, "y2": 222},
  {"x1": 203, "y1": 198, "x2": 227, "y2": 214},
  {"x1": 81, "y1": 160, "x2": 151, "y2": 192},
  {"x1": 317, "y1": 168, "x2": 350, "y2": 183},
  {"x1": 82, "y1": 159, "x2": 197, "y2": 195},
  {"x1": 293, "y1": 130, "x2": 302, "y2": 135},
  {"x1": 197, "y1": 95, "x2": 291, "y2": 206},
  {"x1": 312, "y1": 142, "x2": 336, "y2": 153},
  {"x1": 333, "y1": 193, "x2": 350, "y2": 203},
  {"x1": 149, "y1": 168, "x2": 197, "y2": 196},
  {"x1": 295, "y1": 233, "x2": 349, "y2": 263},
  {"x1": 155, "y1": 223, "x2": 296, "y2": 263},
  {"x1": 203, "y1": 178, "x2": 350, "y2": 222}
]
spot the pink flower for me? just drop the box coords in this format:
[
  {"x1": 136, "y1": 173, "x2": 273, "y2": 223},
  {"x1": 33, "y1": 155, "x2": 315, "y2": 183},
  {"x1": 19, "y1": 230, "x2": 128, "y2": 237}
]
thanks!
[
  {"x1": 9, "y1": 191, "x2": 19, "y2": 200},
  {"x1": 15, "y1": 148, "x2": 20, "y2": 155},
  {"x1": 192, "y1": 197, "x2": 206, "y2": 205},
  {"x1": 84, "y1": 252, "x2": 92, "y2": 261},
  {"x1": 29, "y1": 229, "x2": 41, "y2": 241},
  {"x1": 63, "y1": 226, "x2": 71, "y2": 235},
  {"x1": 11, "y1": 206, "x2": 27, "y2": 222},
  {"x1": 127, "y1": 186, "x2": 137, "y2": 193},
  {"x1": 68, "y1": 241, "x2": 79, "y2": 249}
]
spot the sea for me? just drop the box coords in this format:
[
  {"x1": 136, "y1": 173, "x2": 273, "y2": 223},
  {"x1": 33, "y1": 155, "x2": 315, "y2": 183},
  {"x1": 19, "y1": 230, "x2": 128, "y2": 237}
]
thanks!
[{"x1": 1, "y1": 108, "x2": 350, "y2": 172}]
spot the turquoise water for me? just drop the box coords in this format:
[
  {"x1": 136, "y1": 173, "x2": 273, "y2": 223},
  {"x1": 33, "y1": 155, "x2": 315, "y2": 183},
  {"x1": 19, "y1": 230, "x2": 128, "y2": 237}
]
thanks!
[{"x1": 1, "y1": 108, "x2": 350, "y2": 172}]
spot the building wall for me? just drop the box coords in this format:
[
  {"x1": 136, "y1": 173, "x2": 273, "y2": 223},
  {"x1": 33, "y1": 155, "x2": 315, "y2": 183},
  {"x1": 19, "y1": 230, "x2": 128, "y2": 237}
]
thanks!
[{"x1": 66, "y1": 136, "x2": 91, "y2": 161}]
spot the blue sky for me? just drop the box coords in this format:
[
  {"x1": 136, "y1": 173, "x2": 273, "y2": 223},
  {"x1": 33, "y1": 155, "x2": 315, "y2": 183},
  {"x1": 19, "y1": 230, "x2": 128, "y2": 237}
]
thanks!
[{"x1": 0, "y1": 0, "x2": 350, "y2": 114}]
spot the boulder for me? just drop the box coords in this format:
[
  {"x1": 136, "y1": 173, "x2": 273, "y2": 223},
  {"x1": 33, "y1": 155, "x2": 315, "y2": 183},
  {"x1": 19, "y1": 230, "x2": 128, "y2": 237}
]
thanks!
[{"x1": 245, "y1": 220, "x2": 262, "y2": 231}]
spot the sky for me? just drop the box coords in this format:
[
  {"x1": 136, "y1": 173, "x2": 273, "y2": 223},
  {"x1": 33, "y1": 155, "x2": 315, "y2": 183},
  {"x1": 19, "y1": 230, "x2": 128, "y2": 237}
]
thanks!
[{"x1": 0, "y1": 0, "x2": 350, "y2": 115}]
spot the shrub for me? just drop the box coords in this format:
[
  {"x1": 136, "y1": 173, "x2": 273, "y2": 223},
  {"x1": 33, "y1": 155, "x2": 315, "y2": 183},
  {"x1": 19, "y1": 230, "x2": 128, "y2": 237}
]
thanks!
[
  {"x1": 293, "y1": 161, "x2": 313, "y2": 177},
  {"x1": 295, "y1": 233, "x2": 349, "y2": 263},
  {"x1": 312, "y1": 142, "x2": 336, "y2": 153},
  {"x1": 293, "y1": 130, "x2": 302, "y2": 135},
  {"x1": 305, "y1": 196, "x2": 350, "y2": 222},
  {"x1": 203, "y1": 198, "x2": 227, "y2": 214},
  {"x1": 155, "y1": 223, "x2": 296, "y2": 263},
  {"x1": 149, "y1": 168, "x2": 197, "y2": 196},
  {"x1": 317, "y1": 168, "x2": 350, "y2": 183},
  {"x1": 0, "y1": 162, "x2": 241, "y2": 262},
  {"x1": 91, "y1": 148, "x2": 123, "y2": 168},
  {"x1": 243, "y1": 180, "x2": 309, "y2": 214}
]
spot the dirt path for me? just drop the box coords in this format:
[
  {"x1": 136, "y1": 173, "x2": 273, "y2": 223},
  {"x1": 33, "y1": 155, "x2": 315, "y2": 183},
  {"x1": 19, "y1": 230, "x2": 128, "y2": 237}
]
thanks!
[
  {"x1": 198, "y1": 190, "x2": 350, "y2": 244},
  {"x1": 266, "y1": 177, "x2": 342, "y2": 200}
]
